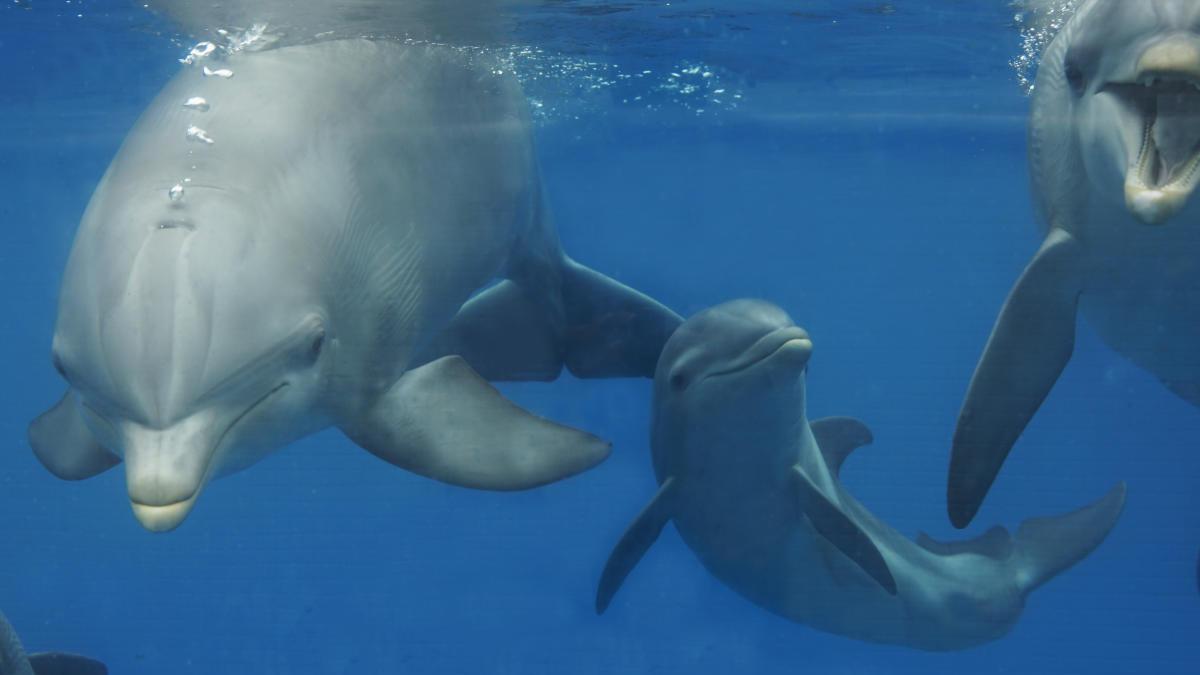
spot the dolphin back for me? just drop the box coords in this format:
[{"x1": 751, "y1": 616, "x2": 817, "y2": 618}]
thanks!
[{"x1": 0, "y1": 611, "x2": 33, "y2": 675}]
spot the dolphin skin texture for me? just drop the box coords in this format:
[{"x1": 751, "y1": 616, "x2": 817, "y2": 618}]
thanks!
[
  {"x1": 598, "y1": 300, "x2": 1124, "y2": 651},
  {"x1": 31, "y1": 38, "x2": 681, "y2": 532}
]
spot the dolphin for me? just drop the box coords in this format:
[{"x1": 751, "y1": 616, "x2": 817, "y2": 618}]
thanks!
[
  {"x1": 1, "y1": 611, "x2": 106, "y2": 675},
  {"x1": 30, "y1": 38, "x2": 680, "y2": 532},
  {"x1": 597, "y1": 300, "x2": 1125, "y2": 651},
  {"x1": 947, "y1": 0, "x2": 1200, "y2": 528}
]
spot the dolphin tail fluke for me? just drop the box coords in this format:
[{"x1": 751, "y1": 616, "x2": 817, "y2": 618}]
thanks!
[
  {"x1": 28, "y1": 652, "x2": 109, "y2": 675},
  {"x1": 1013, "y1": 482, "x2": 1126, "y2": 596},
  {"x1": 28, "y1": 391, "x2": 121, "y2": 481},
  {"x1": 416, "y1": 257, "x2": 682, "y2": 382},
  {"x1": 558, "y1": 257, "x2": 682, "y2": 379},
  {"x1": 948, "y1": 228, "x2": 1084, "y2": 529}
]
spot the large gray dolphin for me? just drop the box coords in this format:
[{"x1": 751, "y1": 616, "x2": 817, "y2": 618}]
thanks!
[
  {"x1": 597, "y1": 300, "x2": 1125, "y2": 651},
  {"x1": 30, "y1": 38, "x2": 680, "y2": 532},
  {"x1": 948, "y1": 0, "x2": 1200, "y2": 527},
  {"x1": 1, "y1": 611, "x2": 106, "y2": 675}
]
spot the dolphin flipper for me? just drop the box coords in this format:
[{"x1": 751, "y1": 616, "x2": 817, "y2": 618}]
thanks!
[
  {"x1": 811, "y1": 417, "x2": 873, "y2": 478},
  {"x1": 791, "y1": 466, "x2": 897, "y2": 595},
  {"x1": 28, "y1": 391, "x2": 120, "y2": 481},
  {"x1": 419, "y1": 258, "x2": 682, "y2": 381},
  {"x1": 340, "y1": 355, "x2": 611, "y2": 490},
  {"x1": 28, "y1": 653, "x2": 108, "y2": 675},
  {"x1": 596, "y1": 477, "x2": 677, "y2": 614},
  {"x1": 948, "y1": 228, "x2": 1085, "y2": 529}
]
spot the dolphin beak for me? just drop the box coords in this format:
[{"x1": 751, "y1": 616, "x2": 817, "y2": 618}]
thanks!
[
  {"x1": 1117, "y1": 35, "x2": 1200, "y2": 225},
  {"x1": 130, "y1": 495, "x2": 200, "y2": 533},
  {"x1": 121, "y1": 417, "x2": 218, "y2": 532}
]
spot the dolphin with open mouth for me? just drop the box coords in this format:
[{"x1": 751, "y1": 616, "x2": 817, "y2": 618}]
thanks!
[{"x1": 948, "y1": 0, "x2": 1200, "y2": 530}]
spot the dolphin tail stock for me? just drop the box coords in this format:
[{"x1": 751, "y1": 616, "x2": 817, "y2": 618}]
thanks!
[
  {"x1": 415, "y1": 256, "x2": 682, "y2": 382},
  {"x1": 28, "y1": 390, "x2": 121, "y2": 481},
  {"x1": 948, "y1": 227, "x2": 1085, "y2": 529},
  {"x1": 595, "y1": 477, "x2": 678, "y2": 614},
  {"x1": 1011, "y1": 481, "x2": 1126, "y2": 596},
  {"x1": 340, "y1": 355, "x2": 611, "y2": 491}
]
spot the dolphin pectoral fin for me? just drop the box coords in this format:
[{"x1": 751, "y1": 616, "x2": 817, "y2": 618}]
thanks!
[
  {"x1": 413, "y1": 281, "x2": 564, "y2": 381},
  {"x1": 810, "y1": 417, "x2": 873, "y2": 478},
  {"x1": 596, "y1": 477, "x2": 677, "y2": 614},
  {"x1": 28, "y1": 652, "x2": 108, "y2": 675},
  {"x1": 340, "y1": 356, "x2": 611, "y2": 490},
  {"x1": 28, "y1": 391, "x2": 120, "y2": 481},
  {"x1": 948, "y1": 228, "x2": 1085, "y2": 529},
  {"x1": 791, "y1": 466, "x2": 897, "y2": 595},
  {"x1": 560, "y1": 257, "x2": 683, "y2": 379}
]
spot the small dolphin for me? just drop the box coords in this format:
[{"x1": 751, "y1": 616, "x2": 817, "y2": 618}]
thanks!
[
  {"x1": 597, "y1": 300, "x2": 1125, "y2": 651},
  {"x1": 948, "y1": 0, "x2": 1200, "y2": 528},
  {"x1": 31, "y1": 39, "x2": 679, "y2": 531},
  {"x1": 0, "y1": 611, "x2": 105, "y2": 675}
]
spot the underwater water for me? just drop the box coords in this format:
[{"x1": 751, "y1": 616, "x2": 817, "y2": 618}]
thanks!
[{"x1": 1, "y1": 0, "x2": 1197, "y2": 673}]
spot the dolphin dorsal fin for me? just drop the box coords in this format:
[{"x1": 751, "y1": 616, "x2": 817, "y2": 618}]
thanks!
[
  {"x1": 915, "y1": 526, "x2": 1013, "y2": 560},
  {"x1": 595, "y1": 477, "x2": 678, "y2": 614},
  {"x1": 810, "y1": 417, "x2": 873, "y2": 478}
]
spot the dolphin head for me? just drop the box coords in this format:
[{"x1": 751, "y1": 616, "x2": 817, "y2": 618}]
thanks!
[
  {"x1": 652, "y1": 300, "x2": 812, "y2": 465},
  {"x1": 50, "y1": 186, "x2": 334, "y2": 532},
  {"x1": 1049, "y1": 0, "x2": 1200, "y2": 225}
]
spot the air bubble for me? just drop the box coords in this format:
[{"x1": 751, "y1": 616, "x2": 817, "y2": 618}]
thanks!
[
  {"x1": 179, "y1": 41, "x2": 216, "y2": 65},
  {"x1": 202, "y1": 67, "x2": 235, "y2": 79},
  {"x1": 168, "y1": 184, "x2": 184, "y2": 201},
  {"x1": 186, "y1": 126, "x2": 214, "y2": 145},
  {"x1": 183, "y1": 96, "x2": 210, "y2": 112}
]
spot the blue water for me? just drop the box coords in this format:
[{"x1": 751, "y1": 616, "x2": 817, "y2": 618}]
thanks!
[{"x1": 1, "y1": 1, "x2": 1197, "y2": 673}]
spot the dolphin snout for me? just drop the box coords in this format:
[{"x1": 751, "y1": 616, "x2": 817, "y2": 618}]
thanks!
[{"x1": 122, "y1": 418, "x2": 217, "y2": 532}]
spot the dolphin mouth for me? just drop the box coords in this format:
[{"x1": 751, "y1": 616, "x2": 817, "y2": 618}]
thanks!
[
  {"x1": 1107, "y1": 48, "x2": 1200, "y2": 224},
  {"x1": 706, "y1": 327, "x2": 812, "y2": 380},
  {"x1": 126, "y1": 381, "x2": 289, "y2": 532}
]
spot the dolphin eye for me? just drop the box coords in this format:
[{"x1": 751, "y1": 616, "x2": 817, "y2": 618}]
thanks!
[
  {"x1": 669, "y1": 371, "x2": 689, "y2": 391},
  {"x1": 1064, "y1": 59, "x2": 1085, "y2": 96},
  {"x1": 306, "y1": 330, "x2": 326, "y2": 364}
]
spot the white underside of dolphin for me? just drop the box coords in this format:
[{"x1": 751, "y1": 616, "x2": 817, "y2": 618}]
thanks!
[
  {"x1": 30, "y1": 38, "x2": 680, "y2": 532},
  {"x1": 597, "y1": 301, "x2": 1125, "y2": 651},
  {"x1": 0, "y1": 611, "x2": 106, "y2": 675}
]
